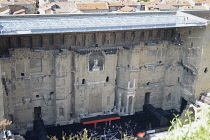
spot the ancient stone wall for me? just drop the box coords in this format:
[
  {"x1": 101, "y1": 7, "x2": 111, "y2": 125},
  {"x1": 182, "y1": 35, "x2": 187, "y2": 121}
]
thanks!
[
  {"x1": 0, "y1": 28, "x2": 176, "y2": 56},
  {"x1": 0, "y1": 62, "x2": 4, "y2": 120},
  {"x1": 0, "y1": 49, "x2": 57, "y2": 126},
  {"x1": 194, "y1": 24, "x2": 210, "y2": 100},
  {"x1": 0, "y1": 27, "x2": 205, "y2": 129},
  {"x1": 116, "y1": 41, "x2": 183, "y2": 113},
  {"x1": 73, "y1": 51, "x2": 117, "y2": 116},
  {"x1": 55, "y1": 50, "x2": 73, "y2": 124},
  {"x1": 174, "y1": 26, "x2": 206, "y2": 111}
]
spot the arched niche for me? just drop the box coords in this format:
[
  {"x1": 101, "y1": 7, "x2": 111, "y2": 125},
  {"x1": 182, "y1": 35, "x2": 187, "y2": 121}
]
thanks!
[{"x1": 89, "y1": 52, "x2": 104, "y2": 71}]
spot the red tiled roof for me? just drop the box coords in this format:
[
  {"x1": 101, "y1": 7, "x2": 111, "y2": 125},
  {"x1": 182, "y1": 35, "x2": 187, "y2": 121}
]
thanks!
[
  {"x1": 167, "y1": 1, "x2": 191, "y2": 6},
  {"x1": 0, "y1": 0, "x2": 36, "y2": 5},
  {"x1": 180, "y1": 5, "x2": 208, "y2": 9},
  {"x1": 13, "y1": 8, "x2": 25, "y2": 14},
  {"x1": 108, "y1": 3, "x2": 123, "y2": 7},
  {"x1": 124, "y1": 1, "x2": 137, "y2": 6},
  {"x1": 76, "y1": 2, "x2": 109, "y2": 10},
  {"x1": 119, "y1": 6, "x2": 134, "y2": 12}
]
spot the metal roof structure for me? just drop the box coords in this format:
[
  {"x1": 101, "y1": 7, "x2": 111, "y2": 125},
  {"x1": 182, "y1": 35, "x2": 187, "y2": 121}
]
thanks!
[{"x1": 0, "y1": 11, "x2": 208, "y2": 35}]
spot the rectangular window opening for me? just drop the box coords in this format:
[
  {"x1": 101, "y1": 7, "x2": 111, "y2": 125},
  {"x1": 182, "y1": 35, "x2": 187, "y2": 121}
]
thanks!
[
  {"x1": 82, "y1": 79, "x2": 85, "y2": 84},
  {"x1": 144, "y1": 92, "x2": 150, "y2": 105},
  {"x1": 59, "y1": 108, "x2": 64, "y2": 116},
  {"x1": 106, "y1": 76, "x2": 109, "y2": 82}
]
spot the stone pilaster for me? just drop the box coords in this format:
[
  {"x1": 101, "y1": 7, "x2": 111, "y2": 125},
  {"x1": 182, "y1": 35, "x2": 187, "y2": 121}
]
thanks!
[{"x1": 0, "y1": 62, "x2": 5, "y2": 120}]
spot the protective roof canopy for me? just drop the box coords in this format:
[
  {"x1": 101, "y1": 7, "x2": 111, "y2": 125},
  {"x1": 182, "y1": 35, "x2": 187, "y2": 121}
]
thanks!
[{"x1": 0, "y1": 11, "x2": 207, "y2": 35}]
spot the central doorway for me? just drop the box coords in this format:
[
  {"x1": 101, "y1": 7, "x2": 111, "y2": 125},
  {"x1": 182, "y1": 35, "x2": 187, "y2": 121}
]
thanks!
[
  {"x1": 180, "y1": 97, "x2": 187, "y2": 113},
  {"x1": 34, "y1": 107, "x2": 41, "y2": 120},
  {"x1": 144, "y1": 92, "x2": 151, "y2": 105}
]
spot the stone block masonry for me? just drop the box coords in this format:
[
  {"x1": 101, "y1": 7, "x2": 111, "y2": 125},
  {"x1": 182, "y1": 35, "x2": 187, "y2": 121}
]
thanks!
[{"x1": 0, "y1": 12, "x2": 210, "y2": 133}]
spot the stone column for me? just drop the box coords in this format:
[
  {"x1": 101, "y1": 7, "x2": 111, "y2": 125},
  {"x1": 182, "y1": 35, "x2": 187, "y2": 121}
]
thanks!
[
  {"x1": 118, "y1": 93, "x2": 122, "y2": 111},
  {"x1": 128, "y1": 81, "x2": 130, "y2": 89},
  {"x1": 125, "y1": 96, "x2": 129, "y2": 114},
  {"x1": 130, "y1": 96, "x2": 135, "y2": 114}
]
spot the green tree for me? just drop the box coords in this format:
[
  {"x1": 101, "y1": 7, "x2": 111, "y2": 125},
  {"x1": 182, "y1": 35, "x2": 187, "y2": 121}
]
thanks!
[{"x1": 162, "y1": 106, "x2": 210, "y2": 140}]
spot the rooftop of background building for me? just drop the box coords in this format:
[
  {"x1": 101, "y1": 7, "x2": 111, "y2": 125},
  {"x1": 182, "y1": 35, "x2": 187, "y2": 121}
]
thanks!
[
  {"x1": 193, "y1": 0, "x2": 210, "y2": 4},
  {"x1": 76, "y1": 2, "x2": 109, "y2": 10},
  {"x1": 0, "y1": 0, "x2": 36, "y2": 5},
  {"x1": 0, "y1": 11, "x2": 208, "y2": 35},
  {"x1": 183, "y1": 10, "x2": 210, "y2": 20}
]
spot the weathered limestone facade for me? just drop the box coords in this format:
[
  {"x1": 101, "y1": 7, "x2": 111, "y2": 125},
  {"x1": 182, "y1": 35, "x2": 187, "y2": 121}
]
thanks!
[
  {"x1": 0, "y1": 62, "x2": 4, "y2": 121},
  {"x1": 0, "y1": 23, "x2": 209, "y2": 131}
]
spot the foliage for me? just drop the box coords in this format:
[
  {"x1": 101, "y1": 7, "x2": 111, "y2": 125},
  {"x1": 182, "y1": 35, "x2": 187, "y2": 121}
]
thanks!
[
  {"x1": 162, "y1": 106, "x2": 210, "y2": 140},
  {"x1": 49, "y1": 128, "x2": 137, "y2": 140},
  {"x1": 0, "y1": 120, "x2": 12, "y2": 132},
  {"x1": 120, "y1": 131, "x2": 137, "y2": 140},
  {"x1": 49, "y1": 129, "x2": 92, "y2": 140},
  {"x1": 137, "y1": 0, "x2": 150, "y2": 2}
]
